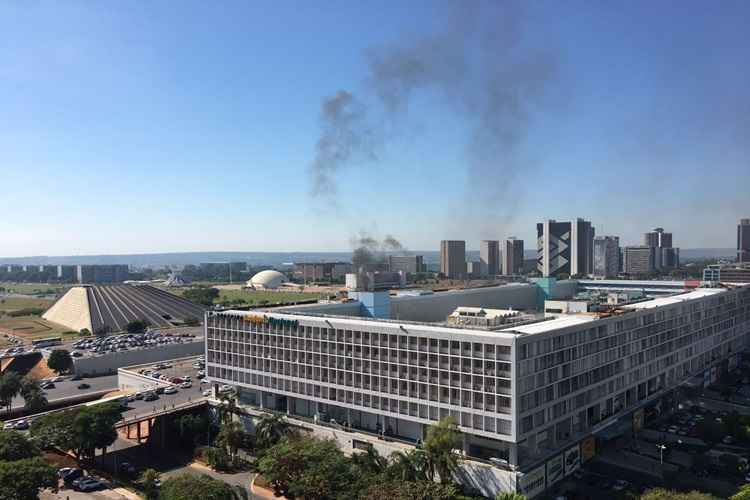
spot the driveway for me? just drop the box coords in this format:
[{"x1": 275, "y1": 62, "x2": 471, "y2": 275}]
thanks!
[{"x1": 161, "y1": 462, "x2": 262, "y2": 499}]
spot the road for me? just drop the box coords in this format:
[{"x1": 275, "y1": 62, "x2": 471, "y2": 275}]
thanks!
[{"x1": 5, "y1": 374, "x2": 119, "y2": 414}]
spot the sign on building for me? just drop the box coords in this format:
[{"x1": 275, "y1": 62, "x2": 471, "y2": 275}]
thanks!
[
  {"x1": 564, "y1": 444, "x2": 581, "y2": 476},
  {"x1": 517, "y1": 464, "x2": 546, "y2": 498},
  {"x1": 546, "y1": 454, "x2": 564, "y2": 485},
  {"x1": 580, "y1": 435, "x2": 596, "y2": 462}
]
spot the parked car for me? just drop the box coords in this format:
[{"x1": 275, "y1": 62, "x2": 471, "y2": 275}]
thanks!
[
  {"x1": 14, "y1": 420, "x2": 29, "y2": 430},
  {"x1": 59, "y1": 467, "x2": 83, "y2": 483},
  {"x1": 723, "y1": 435, "x2": 736, "y2": 444},
  {"x1": 164, "y1": 386, "x2": 178, "y2": 394},
  {"x1": 77, "y1": 383, "x2": 91, "y2": 390},
  {"x1": 144, "y1": 392, "x2": 158, "y2": 402},
  {"x1": 74, "y1": 477, "x2": 105, "y2": 492},
  {"x1": 180, "y1": 381, "x2": 192, "y2": 389},
  {"x1": 202, "y1": 389, "x2": 212, "y2": 397}
]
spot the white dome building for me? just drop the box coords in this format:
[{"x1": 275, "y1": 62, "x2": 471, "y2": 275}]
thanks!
[{"x1": 246, "y1": 270, "x2": 287, "y2": 289}]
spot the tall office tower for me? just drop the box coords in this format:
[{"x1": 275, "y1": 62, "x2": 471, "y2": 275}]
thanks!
[
  {"x1": 440, "y1": 240, "x2": 466, "y2": 279},
  {"x1": 739, "y1": 219, "x2": 750, "y2": 263},
  {"x1": 644, "y1": 227, "x2": 672, "y2": 248},
  {"x1": 644, "y1": 227, "x2": 678, "y2": 269},
  {"x1": 479, "y1": 240, "x2": 500, "y2": 277},
  {"x1": 537, "y1": 219, "x2": 595, "y2": 277},
  {"x1": 623, "y1": 246, "x2": 657, "y2": 275},
  {"x1": 593, "y1": 236, "x2": 620, "y2": 277},
  {"x1": 502, "y1": 237, "x2": 524, "y2": 275}
]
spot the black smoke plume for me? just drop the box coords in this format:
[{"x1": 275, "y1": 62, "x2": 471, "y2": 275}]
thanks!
[
  {"x1": 309, "y1": 1, "x2": 556, "y2": 215},
  {"x1": 350, "y1": 233, "x2": 406, "y2": 269}
]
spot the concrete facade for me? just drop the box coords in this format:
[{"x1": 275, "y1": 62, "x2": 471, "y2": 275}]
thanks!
[
  {"x1": 205, "y1": 283, "x2": 750, "y2": 498},
  {"x1": 502, "y1": 238, "x2": 524, "y2": 276},
  {"x1": 480, "y1": 240, "x2": 500, "y2": 277},
  {"x1": 74, "y1": 340, "x2": 203, "y2": 375}
]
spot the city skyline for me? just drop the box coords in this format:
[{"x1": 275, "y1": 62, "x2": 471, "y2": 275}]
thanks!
[{"x1": 2, "y1": 1, "x2": 749, "y2": 257}]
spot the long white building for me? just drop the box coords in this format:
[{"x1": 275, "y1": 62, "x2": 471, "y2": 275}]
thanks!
[{"x1": 205, "y1": 283, "x2": 750, "y2": 498}]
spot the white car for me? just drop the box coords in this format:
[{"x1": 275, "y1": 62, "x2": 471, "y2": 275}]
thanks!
[
  {"x1": 202, "y1": 389, "x2": 212, "y2": 397},
  {"x1": 180, "y1": 381, "x2": 192, "y2": 389},
  {"x1": 163, "y1": 386, "x2": 178, "y2": 394},
  {"x1": 219, "y1": 384, "x2": 233, "y2": 393}
]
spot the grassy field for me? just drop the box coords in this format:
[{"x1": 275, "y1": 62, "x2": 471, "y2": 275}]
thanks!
[
  {"x1": 0, "y1": 296, "x2": 55, "y2": 313},
  {"x1": 216, "y1": 289, "x2": 328, "y2": 305},
  {"x1": 0, "y1": 317, "x2": 77, "y2": 344},
  {"x1": 0, "y1": 282, "x2": 69, "y2": 296},
  {"x1": 167, "y1": 286, "x2": 328, "y2": 306}
]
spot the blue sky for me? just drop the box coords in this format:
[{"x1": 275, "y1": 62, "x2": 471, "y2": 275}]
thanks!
[{"x1": 1, "y1": 1, "x2": 748, "y2": 257}]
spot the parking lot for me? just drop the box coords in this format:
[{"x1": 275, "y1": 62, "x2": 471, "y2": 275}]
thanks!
[{"x1": 69, "y1": 327, "x2": 201, "y2": 358}]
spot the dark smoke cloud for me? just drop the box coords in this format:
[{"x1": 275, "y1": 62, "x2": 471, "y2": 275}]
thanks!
[
  {"x1": 309, "y1": 0, "x2": 556, "y2": 216},
  {"x1": 310, "y1": 90, "x2": 379, "y2": 199},
  {"x1": 350, "y1": 233, "x2": 406, "y2": 269}
]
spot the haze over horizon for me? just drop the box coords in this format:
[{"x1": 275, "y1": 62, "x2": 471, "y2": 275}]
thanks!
[{"x1": 2, "y1": 1, "x2": 749, "y2": 258}]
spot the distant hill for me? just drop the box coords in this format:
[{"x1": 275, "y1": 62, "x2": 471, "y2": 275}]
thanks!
[{"x1": 0, "y1": 248, "x2": 736, "y2": 268}]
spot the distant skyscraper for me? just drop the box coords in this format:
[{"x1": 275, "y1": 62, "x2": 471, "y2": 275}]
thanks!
[
  {"x1": 479, "y1": 240, "x2": 500, "y2": 277},
  {"x1": 593, "y1": 236, "x2": 620, "y2": 278},
  {"x1": 643, "y1": 227, "x2": 679, "y2": 269},
  {"x1": 502, "y1": 237, "x2": 524, "y2": 275},
  {"x1": 388, "y1": 255, "x2": 425, "y2": 275},
  {"x1": 537, "y1": 219, "x2": 595, "y2": 277},
  {"x1": 440, "y1": 240, "x2": 466, "y2": 279},
  {"x1": 739, "y1": 219, "x2": 750, "y2": 263}
]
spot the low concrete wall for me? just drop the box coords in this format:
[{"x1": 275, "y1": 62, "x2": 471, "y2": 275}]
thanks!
[
  {"x1": 74, "y1": 341, "x2": 204, "y2": 376},
  {"x1": 117, "y1": 368, "x2": 173, "y2": 393}
]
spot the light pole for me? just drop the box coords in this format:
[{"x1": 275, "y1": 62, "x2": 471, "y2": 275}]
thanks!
[{"x1": 656, "y1": 444, "x2": 667, "y2": 465}]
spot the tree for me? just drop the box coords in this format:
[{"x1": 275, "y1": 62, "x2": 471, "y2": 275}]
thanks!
[
  {"x1": 0, "y1": 457, "x2": 58, "y2": 500},
  {"x1": 141, "y1": 468, "x2": 161, "y2": 500},
  {"x1": 0, "y1": 430, "x2": 39, "y2": 461},
  {"x1": 0, "y1": 431, "x2": 57, "y2": 500},
  {"x1": 641, "y1": 488, "x2": 718, "y2": 500},
  {"x1": 217, "y1": 391, "x2": 239, "y2": 424},
  {"x1": 203, "y1": 446, "x2": 231, "y2": 471},
  {"x1": 19, "y1": 378, "x2": 48, "y2": 413},
  {"x1": 216, "y1": 421, "x2": 246, "y2": 462},
  {"x1": 30, "y1": 402, "x2": 122, "y2": 463},
  {"x1": 385, "y1": 449, "x2": 428, "y2": 482},
  {"x1": 496, "y1": 493, "x2": 527, "y2": 500},
  {"x1": 731, "y1": 484, "x2": 750, "y2": 500},
  {"x1": 160, "y1": 472, "x2": 244, "y2": 500},
  {"x1": 175, "y1": 413, "x2": 213, "y2": 450},
  {"x1": 46, "y1": 349, "x2": 73, "y2": 374},
  {"x1": 361, "y1": 480, "x2": 460, "y2": 500},
  {"x1": 126, "y1": 319, "x2": 149, "y2": 334},
  {"x1": 255, "y1": 412, "x2": 290, "y2": 449},
  {"x1": 423, "y1": 416, "x2": 462, "y2": 483},
  {"x1": 257, "y1": 435, "x2": 356, "y2": 499},
  {"x1": 351, "y1": 445, "x2": 388, "y2": 477},
  {"x1": 0, "y1": 371, "x2": 22, "y2": 414}
]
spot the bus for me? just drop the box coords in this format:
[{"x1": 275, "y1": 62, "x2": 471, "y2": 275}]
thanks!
[{"x1": 31, "y1": 336, "x2": 62, "y2": 349}]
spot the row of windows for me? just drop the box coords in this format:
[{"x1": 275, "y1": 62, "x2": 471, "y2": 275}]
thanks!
[
  {"x1": 206, "y1": 319, "x2": 512, "y2": 360},
  {"x1": 208, "y1": 365, "x2": 513, "y2": 435}
]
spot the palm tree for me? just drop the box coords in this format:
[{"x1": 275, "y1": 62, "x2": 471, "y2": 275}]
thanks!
[
  {"x1": 423, "y1": 416, "x2": 462, "y2": 483},
  {"x1": 0, "y1": 371, "x2": 22, "y2": 414},
  {"x1": 217, "y1": 391, "x2": 238, "y2": 424},
  {"x1": 255, "y1": 412, "x2": 290, "y2": 449},
  {"x1": 352, "y1": 445, "x2": 388, "y2": 476},
  {"x1": 217, "y1": 421, "x2": 246, "y2": 461},
  {"x1": 387, "y1": 449, "x2": 428, "y2": 482}
]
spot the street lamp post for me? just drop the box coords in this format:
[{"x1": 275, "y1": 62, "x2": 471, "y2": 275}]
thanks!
[{"x1": 656, "y1": 444, "x2": 667, "y2": 465}]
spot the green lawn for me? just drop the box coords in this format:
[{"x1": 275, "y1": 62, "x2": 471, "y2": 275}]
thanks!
[
  {"x1": 0, "y1": 282, "x2": 69, "y2": 296},
  {"x1": 167, "y1": 286, "x2": 328, "y2": 306},
  {"x1": 0, "y1": 296, "x2": 55, "y2": 313},
  {"x1": 0, "y1": 316, "x2": 77, "y2": 341}
]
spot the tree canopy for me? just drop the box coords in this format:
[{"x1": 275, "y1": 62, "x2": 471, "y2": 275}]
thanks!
[
  {"x1": 46, "y1": 349, "x2": 73, "y2": 374},
  {"x1": 159, "y1": 472, "x2": 246, "y2": 500},
  {"x1": 641, "y1": 488, "x2": 718, "y2": 500},
  {"x1": 0, "y1": 431, "x2": 57, "y2": 500},
  {"x1": 126, "y1": 319, "x2": 149, "y2": 334},
  {"x1": 423, "y1": 415, "x2": 462, "y2": 483},
  {"x1": 0, "y1": 371, "x2": 22, "y2": 413}
]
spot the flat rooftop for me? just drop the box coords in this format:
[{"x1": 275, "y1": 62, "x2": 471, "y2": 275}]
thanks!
[{"x1": 621, "y1": 287, "x2": 725, "y2": 310}]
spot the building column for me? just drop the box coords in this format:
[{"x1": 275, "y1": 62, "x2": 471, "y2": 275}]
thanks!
[
  {"x1": 509, "y1": 443, "x2": 518, "y2": 466},
  {"x1": 286, "y1": 396, "x2": 292, "y2": 415},
  {"x1": 258, "y1": 390, "x2": 264, "y2": 409}
]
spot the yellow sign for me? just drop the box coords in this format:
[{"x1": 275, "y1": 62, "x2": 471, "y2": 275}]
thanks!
[{"x1": 242, "y1": 314, "x2": 299, "y2": 328}]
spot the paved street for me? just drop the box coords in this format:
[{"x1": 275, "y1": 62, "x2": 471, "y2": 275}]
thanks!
[{"x1": 5, "y1": 374, "x2": 119, "y2": 414}]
